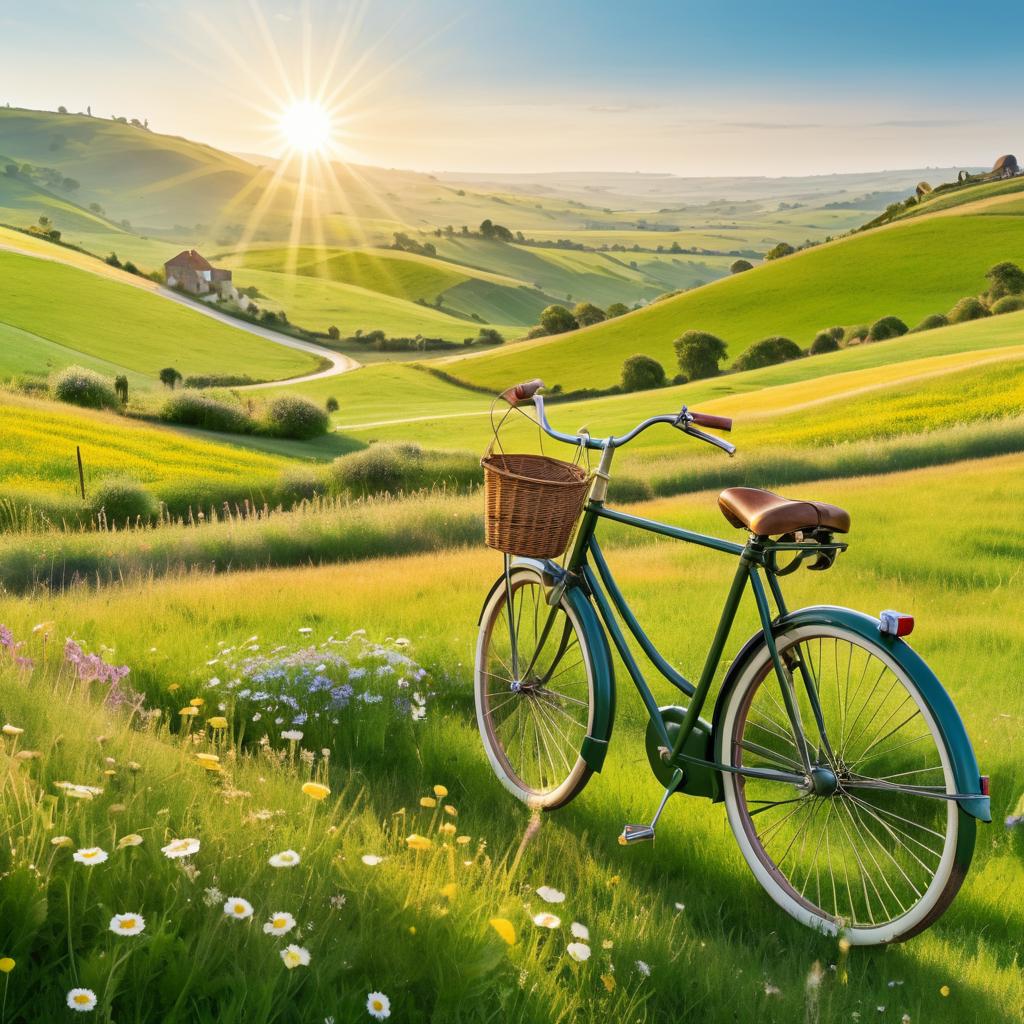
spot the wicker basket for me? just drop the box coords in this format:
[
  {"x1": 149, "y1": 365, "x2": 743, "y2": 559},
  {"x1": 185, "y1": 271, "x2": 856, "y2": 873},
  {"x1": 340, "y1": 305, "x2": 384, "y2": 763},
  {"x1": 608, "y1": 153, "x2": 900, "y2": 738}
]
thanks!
[{"x1": 482, "y1": 453, "x2": 590, "y2": 558}]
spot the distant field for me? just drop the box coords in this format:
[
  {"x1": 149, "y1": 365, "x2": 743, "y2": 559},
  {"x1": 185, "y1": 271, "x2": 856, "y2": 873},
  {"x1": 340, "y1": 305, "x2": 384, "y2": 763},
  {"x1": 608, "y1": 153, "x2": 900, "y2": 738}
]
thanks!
[
  {"x1": 0, "y1": 249, "x2": 320, "y2": 383},
  {"x1": 440, "y1": 211, "x2": 1024, "y2": 391}
]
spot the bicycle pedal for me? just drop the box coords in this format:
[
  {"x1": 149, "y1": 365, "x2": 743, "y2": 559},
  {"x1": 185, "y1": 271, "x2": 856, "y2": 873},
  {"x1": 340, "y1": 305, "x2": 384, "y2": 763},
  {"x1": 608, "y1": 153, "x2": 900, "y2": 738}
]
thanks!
[{"x1": 618, "y1": 823, "x2": 655, "y2": 845}]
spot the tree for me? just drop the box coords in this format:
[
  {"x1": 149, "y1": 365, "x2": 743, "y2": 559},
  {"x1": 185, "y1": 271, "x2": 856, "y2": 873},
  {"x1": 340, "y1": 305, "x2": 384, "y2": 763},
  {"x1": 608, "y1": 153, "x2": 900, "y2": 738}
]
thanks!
[
  {"x1": 114, "y1": 375, "x2": 129, "y2": 404},
  {"x1": 572, "y1": 302, "x2": 605, "y2": 327},
  {"x1": 475, "y1": 327, "x2": 504, "y2": 345},
  {"x1": 57, "y1": 105, "x2": 67, "y2": 114},
  {"x1": 539, "y1": 305, "x2": 577, "y2": 335},
  {"x1": 673, "y1": 330, "x2": 727, "y2": 381},
  {"x1": 159, "y1": 367, "x2": 183, "y2": 390},
  {"x1": 809, "y1": 331, "x2": 840, "y2": 355},
  {"x1": 325, "y1": 396, "x2": 339, "y2": 413},
  {"x1": 868, "y1": 316, "x2": 908, "y2": 341},
  {"x1": 985, "y1": 261, "x2": 1024, "y2": 301},
  {"x1": 621, "y1": 354, "x2": 666, "y2": 392},
  {"x1": 733, "y1": 336, "x2": 803, "y2": 372},
  {"x1": 605, "y1": 302, "x2": 629, "y2": 318},
  {"x1": 765, "y1": 242, "x2": 796, "y2": 261},
  {"x1": 730, "y1": 259, "x2": 753, "y2": 274},
  {"x1": 479, "y1": 219, "x2": 495, "y2": 239},
  {"x1": 327, "y1": 325, "x2": 340, "y2": 340},
  {"x1": 38, "y1": 215, "x2": 50, "y2": 228},
  {"x1": 104, "y1": 252, "x2": 121, "y2": 268},
  {"x1": 947, "y1": 296, "x2": 990, "y2": 324}
]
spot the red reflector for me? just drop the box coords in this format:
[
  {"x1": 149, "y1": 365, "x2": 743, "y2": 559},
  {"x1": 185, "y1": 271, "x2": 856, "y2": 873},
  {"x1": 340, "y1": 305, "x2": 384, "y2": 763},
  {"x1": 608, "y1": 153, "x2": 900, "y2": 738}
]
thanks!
[
  {"x1": 879, "y1": 610, "x2": 914, "y2": 637},
  {"x1": 980, "y1": 775, "x2": 990, "y2": 796}
]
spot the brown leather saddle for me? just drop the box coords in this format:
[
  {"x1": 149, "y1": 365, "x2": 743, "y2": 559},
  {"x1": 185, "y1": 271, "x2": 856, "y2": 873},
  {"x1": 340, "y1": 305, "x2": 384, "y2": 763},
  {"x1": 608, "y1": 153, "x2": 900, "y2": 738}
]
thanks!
[{"x1": 718, "y1": 486, "x2": 850, "y2": 537}]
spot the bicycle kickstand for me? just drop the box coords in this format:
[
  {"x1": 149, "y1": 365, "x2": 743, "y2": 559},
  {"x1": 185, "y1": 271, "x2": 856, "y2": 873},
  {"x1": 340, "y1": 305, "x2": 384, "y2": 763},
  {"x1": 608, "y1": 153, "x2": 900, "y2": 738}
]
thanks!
[{"x1": 618, "y1": 767, "x2": 684, "y2": 845}]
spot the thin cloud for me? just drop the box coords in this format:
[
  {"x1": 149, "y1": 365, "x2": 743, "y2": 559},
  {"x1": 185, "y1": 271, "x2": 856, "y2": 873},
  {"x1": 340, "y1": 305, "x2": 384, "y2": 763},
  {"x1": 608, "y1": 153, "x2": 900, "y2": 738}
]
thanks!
[
  {"x1": 872, "y1": 118, "x2": 970, "y2": 128},
  {"x1": 721, "y1": 121, "x2": 823, "y2": 131}
]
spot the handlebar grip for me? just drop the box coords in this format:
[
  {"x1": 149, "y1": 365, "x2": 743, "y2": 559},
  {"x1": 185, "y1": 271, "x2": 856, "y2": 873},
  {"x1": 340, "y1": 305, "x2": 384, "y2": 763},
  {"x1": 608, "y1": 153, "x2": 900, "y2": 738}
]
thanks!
[
  {"x1": 689, "y1": 411, "x2": 732, "y2": 432},
  {"x1": 500, "y1": 378, "x2": 545, "y2": 405}
]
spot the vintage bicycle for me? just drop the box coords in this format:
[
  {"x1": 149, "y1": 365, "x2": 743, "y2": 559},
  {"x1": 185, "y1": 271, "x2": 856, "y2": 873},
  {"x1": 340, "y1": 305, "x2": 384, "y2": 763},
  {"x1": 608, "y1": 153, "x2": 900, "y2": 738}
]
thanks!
[{"x1": 474, "y1": 379, "x2": 990, "y2": 945}]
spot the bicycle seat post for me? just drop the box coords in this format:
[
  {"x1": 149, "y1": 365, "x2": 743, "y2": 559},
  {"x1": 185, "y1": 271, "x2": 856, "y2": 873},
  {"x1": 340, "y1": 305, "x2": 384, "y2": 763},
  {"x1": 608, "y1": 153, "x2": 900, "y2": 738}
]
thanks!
[{"x1": 619, "y1": 767, "x2": 684, "y2": 845}]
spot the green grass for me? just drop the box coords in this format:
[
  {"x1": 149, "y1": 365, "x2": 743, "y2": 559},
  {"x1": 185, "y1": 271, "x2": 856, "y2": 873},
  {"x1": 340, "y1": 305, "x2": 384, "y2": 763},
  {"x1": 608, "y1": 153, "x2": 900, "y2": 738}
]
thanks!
[
  {"x1": 0, "y1": 250, "x2": 320, "y2": 383},
  {"x1": 440, "y1": 211, "x2": 1024, "y2": 391},
  {"x1": 0, "y1": 453, "x2": 1021, "y2": 1022}
]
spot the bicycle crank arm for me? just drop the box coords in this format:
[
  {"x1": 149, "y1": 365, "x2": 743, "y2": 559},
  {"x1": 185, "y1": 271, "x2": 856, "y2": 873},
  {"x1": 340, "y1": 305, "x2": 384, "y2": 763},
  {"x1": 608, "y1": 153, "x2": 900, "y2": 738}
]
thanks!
[{"x1": 619, "y1": 768, "x2": 683, "y2": 845}]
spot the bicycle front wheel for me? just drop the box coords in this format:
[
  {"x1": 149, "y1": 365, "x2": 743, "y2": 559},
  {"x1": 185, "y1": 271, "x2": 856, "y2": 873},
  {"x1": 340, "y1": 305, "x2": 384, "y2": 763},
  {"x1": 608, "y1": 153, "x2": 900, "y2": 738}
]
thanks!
[
  {"x1": 475, "y1": 566, "x2": 596, "y2": 810},
  {"x1": 718, "y1": 623, "x2": 974, "y2": 945}
]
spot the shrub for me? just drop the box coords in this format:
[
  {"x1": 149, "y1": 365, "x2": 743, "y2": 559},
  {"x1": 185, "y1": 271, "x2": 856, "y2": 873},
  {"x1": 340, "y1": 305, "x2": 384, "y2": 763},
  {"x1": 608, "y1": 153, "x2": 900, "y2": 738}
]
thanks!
[
  {"x1": 539, "y1": 305, "x2": 577, "y2": 335},
  {"x1": 985, "y1": 261, "x2": 1024, "y2": 300},
  {"x1": 262, "y1": 395, "x2": 330, "y2": 440},
  {"x1": 809, "y1": 331, "x2": 840, "y2": 355},
  {"x1": 868, "y1": 315, "x2": 909, "y2": 341},
  {"x1": 826, "y1": 326, "x2": 845, "y2": 342},
  {"x1": 330, "y1": 443, "x2": 480, "y2": 497},
  {"x1": 159, "y1": 367, "x2": 182, "y2": 390},
  {"x1": 325, "y1": 396, "x2": 339, "y2": 413},
  {"x1": 765, "y1": 241, "x2": 795, "y2": 261},
  {"x1": 572, "y1": 302, "x2": 605, "y2": 327},
  {"x1": 909, "y1": 313, "x2": 949, "y2": 333},
  {"x1": 160, "y1": 391, "x2": 253, "y2": 433},
  {"x1": 90, "y1": 476, "x2": 158, "y2": 525},
  {"x1": 475, "y1": 327, "x2": 504, "y2": 345},
  {"x1": 991, "y1": 295, "x2": 1024, "y2": 315},
  {"x1": 730, "y1": 259, "x2": 753, "y2": 274},
  {"x1": 183, "y1": 374, "x2": 257, "y2": 389},
  {"x1": 845, "y1": 324, "x2": 869, "y2": 343},
  {"x1": 279, "y1": 465, "x2": 325, "y2": 503},
  {"x1": 947, "y1": 296, "x2": 991, "y2": 323},
  {"x1": 605, "y1": 302, "x2": 629, "y2": 318},
  {"x1": 51, "y1": 366, "x2": 119, "y2": 410},
  {"x1": 621, "y1": 354, "x2": 666, "y2": 392},
  {"x1": 674, "y1": 330, "x2": 727, "y2": 380},
  {"x1": 14, "y1": 376, "x2": 49, "y2": 397},
  {"x1": 733, "y1": 336, "x2": 802, "y2": 372}
]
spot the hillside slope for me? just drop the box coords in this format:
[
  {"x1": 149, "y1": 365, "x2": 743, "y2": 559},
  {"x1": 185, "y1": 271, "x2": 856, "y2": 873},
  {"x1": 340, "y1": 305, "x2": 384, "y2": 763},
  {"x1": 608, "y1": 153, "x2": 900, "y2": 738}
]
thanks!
[{"x1": 439, "y1": 192, "x2": 1024, "y2": 391}]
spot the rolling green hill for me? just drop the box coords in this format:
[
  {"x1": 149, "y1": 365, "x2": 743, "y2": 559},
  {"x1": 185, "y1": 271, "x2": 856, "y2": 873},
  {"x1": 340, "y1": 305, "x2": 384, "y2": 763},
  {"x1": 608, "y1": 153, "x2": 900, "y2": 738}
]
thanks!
[{"x1": 439, "y1": 198, "x2": 1024, "y2": 391}]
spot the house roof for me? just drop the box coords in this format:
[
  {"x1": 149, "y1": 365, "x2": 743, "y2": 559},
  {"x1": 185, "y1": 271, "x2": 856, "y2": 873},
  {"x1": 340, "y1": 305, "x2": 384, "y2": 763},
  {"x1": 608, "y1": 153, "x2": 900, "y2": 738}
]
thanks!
[
  {"x1": 993, "y1": 154, "x2": 1018, "y2": 171},
  {"x1": 165, "y1": 249, "x2": 213, "y2": 271}
]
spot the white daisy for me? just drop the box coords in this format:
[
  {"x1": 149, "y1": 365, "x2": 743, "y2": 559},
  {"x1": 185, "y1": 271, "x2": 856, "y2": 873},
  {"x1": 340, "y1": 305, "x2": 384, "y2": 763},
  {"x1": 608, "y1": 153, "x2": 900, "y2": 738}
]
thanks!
[
  {"x1": 161, "y1": 837, "x2": 200, "y2": 859},
  {"x1": 224, "y1": 897, "x2": 254, "y2": 920},
  {"x1": 361, "y1": 854, "x2": 384, "y2": 866},
  {"x1": 570, "y1": 921, "x2": 589, "y2": 940},
  {"x1": 281, "y1": 730, "x2": 304, "y2": 741},
  {"x1": 532, "y1": 912, "x2": 561, "y2": 929},
  {"x1": 366, "y1": 991, "x2": 391, "y2": 1019},
  {"x1": 72, "y1": 847, "x2": 108, "y2": 866},
  {"x1": 535, "y1": 885, "x2": 565, "y2": 904},
  {"x1": 566, "y1": 941, "x2": 591, "y2": 962},
  {"x1": 66, "y1": 988, "x2": 97, "y2": 1012},
  {"x1": 109, "y1": 912, "x2": 146, "y2": 936},
  {"x1": 269, "y1": 849, "x2": 301, "y2": 868},
  {"x1": 263, "y1": 911, "x2": 296, "y2": 936},
  {"x1": 280, "y1": 944, "x2": 311, "y2": 969}
]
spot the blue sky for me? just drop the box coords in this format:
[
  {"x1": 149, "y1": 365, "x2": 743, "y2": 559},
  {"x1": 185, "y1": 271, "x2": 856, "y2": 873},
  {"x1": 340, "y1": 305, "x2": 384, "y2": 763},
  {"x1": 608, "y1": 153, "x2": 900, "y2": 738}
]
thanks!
[{"x1": 1, "y1": 0, "x2": 1021, "y2": 175}]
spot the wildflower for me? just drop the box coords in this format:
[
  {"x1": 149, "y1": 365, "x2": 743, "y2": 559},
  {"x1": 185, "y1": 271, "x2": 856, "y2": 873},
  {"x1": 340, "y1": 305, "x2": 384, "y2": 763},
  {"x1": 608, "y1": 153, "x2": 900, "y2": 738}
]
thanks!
[
  {"x1": 533, "y1": 912, "x2": 561, "y2": 929},
  {"x1": 195, "y1": 753, "x2": 223, "y2": 773},
  {"x1": 601, "y1": 973, "x2": 616, "y2": 993},
  {"x1": 302, "y1": 782, "x2": 331, "y2": 801},
  {"x1": 224, "y1": 897, "x2": 254, "y2": 920},
  {"x1": 406, "y1": 834, "x2": 432, "y2": 851},
  {"x1": 536, "y1": 885, "x2": 565, "y2": 904},
  {"x1": 443, "y1": 804, "x2": 457, "y2": 817},
  {"x1": 179, "y1": 707, "x2": 198, "y2": 717},
  {"x1": 51, "y1": 835, "x2": 73, "y2": 848},
  {"x1": 1, "y1": 724, "x2": 24, "y2": 736},
  {"x1": 202, "y1": 886, "x2": 223, "y2": 907},
  {"x1": 168, "y1": 684, "x2": 180, "y2": 692},
  {"x1": 161, "y1": 838, "x2": 200, "y2": 859},
  {"x1": 73, "y1": 847, "x2": 109, "y2": 866},
  {"x1": 298, "y1": 627, "x2": 313, "y2": 635},
  {"x1": 456, "y1": 835, "x2": 471, "y2": 845},
  {"x1": 764, "y1": 983, "x2": 781, "y2": 996},
  {"x1": 674, "y1": 902, "x2": 685, "y2": 912},
  {"x1": 190, "y1": 697, "x2": 205, "y2": 707},
  {"x1": 489, "y1": 918, "x2": 516, "y2": 945},
  {"x1": 263, "y1": 911, "x2": 296, "y2": 936},
  {"x1": 109, "y1": 913, "x2": 146, "y2": 936},
  {"x1": 280, "y1": 944, "x2": 311, "y2": 969},
  {"x1": 66, "y1": 988, "x2": 97, "y2": 1012},
  {"x1": 269, "y1": 850, "x2": 301, "y2": 868},
  {"x1": 940, "y1": 986, "x2": 950, "y2": 997},
  {"x1": 419, "y1": 797, "x2": 437, "y2": 808},
  {"x1": 366, "y1": 991, "x2": 391, "y2": 1019},
  {"x1": 567, "y1": 942, "x2": 591, "y2": 962},
  {"x1": 433, "y1": 784, "x2": 448, "y2": 798},
  {"x1": 329, "y1": 894, "x2": 347, "y2": 909},
  {"x1": 607, "y1": 874, "x2": 620, "y2": 888},
  {"x1": 281, "y1": 730, "x2": 304, "y2": 741},
  {"x1": 602, "y1": 939, "x2": 613, "y2": 950},
  {"x1": 0, "y1": 958, "x2": 14, "y2": 973},
  {"x1": 635, "y1": 960, "x2": 651, "y2": 978},
  {"x1": 361, "y1": 855, "x2": 384, "y2": 866},
  {"x1": 208, "y1": 717, "x2": 228, "y2": 730},
  {"x1": 571, "y1": 922, "x2": 589, "y2": 941},
  {"x1": 440, "y1": 883, "x2": 457, "y2": 898},
  {"x1": 439, "y1": 822, "x2": 457, "y2": 835}
]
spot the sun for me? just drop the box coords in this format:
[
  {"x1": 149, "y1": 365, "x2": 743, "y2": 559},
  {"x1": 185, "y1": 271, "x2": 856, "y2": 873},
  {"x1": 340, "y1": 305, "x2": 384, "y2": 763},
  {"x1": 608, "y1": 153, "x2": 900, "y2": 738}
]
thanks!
[{"x1": 278, "y1": 100, "x2": 333, "y2": 153}]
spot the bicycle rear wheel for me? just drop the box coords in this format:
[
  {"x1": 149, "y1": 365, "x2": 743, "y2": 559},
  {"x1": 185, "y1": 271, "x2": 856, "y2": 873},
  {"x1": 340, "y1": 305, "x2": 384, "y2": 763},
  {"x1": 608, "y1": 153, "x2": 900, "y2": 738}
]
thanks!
[
  {"x1": 718, "y1": 623, "x2": 974, "y2": 945},
  {"x1": 475, "y1": 566, "x2": 596, "y2": 809}
]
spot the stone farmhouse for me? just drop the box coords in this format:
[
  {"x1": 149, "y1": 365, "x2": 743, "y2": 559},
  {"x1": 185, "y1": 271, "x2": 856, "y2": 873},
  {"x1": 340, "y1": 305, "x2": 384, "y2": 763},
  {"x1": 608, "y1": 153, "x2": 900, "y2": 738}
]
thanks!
[{"x1": 164, "y1": 249, "x2": 236, "y2": 300}]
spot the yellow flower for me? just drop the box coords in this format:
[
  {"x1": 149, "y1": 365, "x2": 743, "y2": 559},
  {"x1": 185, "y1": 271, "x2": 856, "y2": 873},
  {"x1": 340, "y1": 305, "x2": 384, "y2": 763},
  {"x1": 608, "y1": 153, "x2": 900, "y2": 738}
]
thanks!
[
  {"x1": 406, "y1": 833, "x2": 432, "y2": 851},
  {"x1": 301, "y1": 782, "x2": 331, "y2": 801},
  {"x1": 117, "y1": 834, "x2": 143, "y2": 848},
  {"x1": 607, "y1": 874, "x2": 621, "y2": 888},
  {"x1": 940, "y1": 986, "x2": 951, "y2": 998},
  {"x1": 439, "y1": 822, "x2": 457, "y2": 835},
  {"x1": 103, "y1": 769, "x2": 116, "y2": 777},
  {"x1": 189, "y1": 697, "x2": 205, "y2": 707},
  {"x1": 419, "y1": 797, "x2": 437, "y2": 808},
  {"x1": 600, "y1": 974, "x2": 616, "y2": 993},
  {"x1": 179, "y1": 707, "x2": 198, "y2": 717},
  {"x1": 443, "y1": 804, "x2": 457, "y2": 817},
  {"x1": 433, "y1": 784, "x2": 448, "y2": 798},
  {"x1": 0, "y1": 958, "x2": 15, "y2": 973},
  {"x1": 195, "y1": 753, "x2": 219, "y2": 763},
  {"x1": 2, "y1": 724, "x2": 24, "y2": 736},
  {"x1": 456, "y1": 835, "x2": 471, "y2": 845},
  {"x1": 168, "y1": 683, "x2": 180, "y2": 692},
  {"x1": 489, "y1": 918, "x2": 516, "y2": 945},
  {"x1": 838, "y1": 937, "x2": 851, "y2": 953},
  {"x1": 439, "y1": 883, "x2": 457, "y2": 898}
]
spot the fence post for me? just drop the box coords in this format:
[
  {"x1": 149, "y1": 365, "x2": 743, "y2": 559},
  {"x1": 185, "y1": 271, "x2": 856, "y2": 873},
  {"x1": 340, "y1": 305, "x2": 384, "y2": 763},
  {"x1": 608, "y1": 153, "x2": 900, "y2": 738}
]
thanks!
[{"x1": 76, "y1": 445, "x2": 86, "y2": 500}]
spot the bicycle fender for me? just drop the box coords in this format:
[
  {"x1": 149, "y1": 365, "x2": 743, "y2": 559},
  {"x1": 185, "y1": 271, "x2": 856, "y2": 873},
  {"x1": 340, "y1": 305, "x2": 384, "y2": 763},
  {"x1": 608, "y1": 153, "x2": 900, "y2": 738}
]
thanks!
[
  {"x1": 477, "y1": 559, "x2": 616, "y2": 773},
  {"x1": 711, "y1": 605, "x2": 990, "y2": 822}
]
